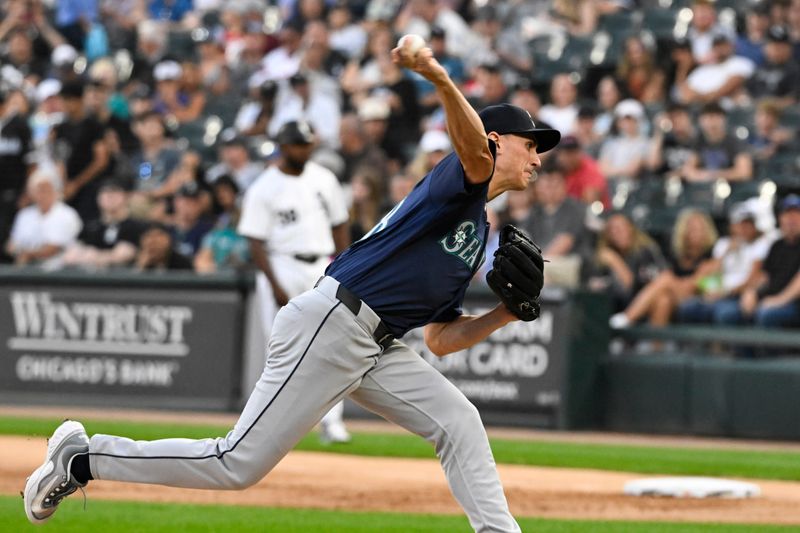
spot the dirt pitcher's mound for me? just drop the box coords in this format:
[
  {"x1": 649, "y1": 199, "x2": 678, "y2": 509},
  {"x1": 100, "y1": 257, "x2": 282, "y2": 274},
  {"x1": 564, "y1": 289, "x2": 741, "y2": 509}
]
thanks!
[{"x1": 5, "y1": 435, "x2": 800, "y2": 525}]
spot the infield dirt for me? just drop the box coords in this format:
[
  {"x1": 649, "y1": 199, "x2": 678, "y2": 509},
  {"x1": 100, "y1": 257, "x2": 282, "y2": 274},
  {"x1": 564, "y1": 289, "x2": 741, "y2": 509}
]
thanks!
[{"x1": 4, "y1": 434, "x2": 800, "y2": 525}]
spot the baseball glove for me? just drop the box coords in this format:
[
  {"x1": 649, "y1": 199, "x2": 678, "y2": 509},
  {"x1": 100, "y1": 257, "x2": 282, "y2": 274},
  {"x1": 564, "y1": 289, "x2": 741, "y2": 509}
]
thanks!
[{"x1": 486, "y1": 225, "x2": 545, "y2": 321}]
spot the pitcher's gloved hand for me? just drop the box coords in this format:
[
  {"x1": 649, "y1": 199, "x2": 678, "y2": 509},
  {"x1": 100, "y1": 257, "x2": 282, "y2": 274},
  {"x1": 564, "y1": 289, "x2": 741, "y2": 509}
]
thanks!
[{"x1": 485, "y1": 225, "x2": 545, "y2": 321}]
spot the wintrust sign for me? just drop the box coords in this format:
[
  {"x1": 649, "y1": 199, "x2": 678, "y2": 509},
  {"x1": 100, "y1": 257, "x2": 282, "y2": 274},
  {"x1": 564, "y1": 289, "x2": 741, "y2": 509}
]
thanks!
[
  {"x1": 0, "y1": 285, "x2": 242, "y2": 409},
  {"x1": 8, "y1": 291, "x2": 192, "y2": 357}
]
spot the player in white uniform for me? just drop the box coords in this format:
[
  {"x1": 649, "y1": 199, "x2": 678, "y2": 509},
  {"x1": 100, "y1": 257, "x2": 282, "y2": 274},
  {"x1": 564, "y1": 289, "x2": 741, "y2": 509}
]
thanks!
[{"x1": 237, "y1": 120, "x2": 352, "y2": 443}]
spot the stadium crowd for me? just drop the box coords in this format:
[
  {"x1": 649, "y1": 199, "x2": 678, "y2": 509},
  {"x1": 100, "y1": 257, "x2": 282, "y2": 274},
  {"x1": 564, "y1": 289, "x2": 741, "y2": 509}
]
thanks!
[{"x1": 1, "y1": 0, "x2": 800, "y2": 337}]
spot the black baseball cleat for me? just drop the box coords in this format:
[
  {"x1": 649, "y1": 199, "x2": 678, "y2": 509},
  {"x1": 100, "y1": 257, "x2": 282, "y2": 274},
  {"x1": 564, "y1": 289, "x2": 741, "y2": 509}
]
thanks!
[{"x1": 24, "y1": 420, "x2": 89, "y2": 524}]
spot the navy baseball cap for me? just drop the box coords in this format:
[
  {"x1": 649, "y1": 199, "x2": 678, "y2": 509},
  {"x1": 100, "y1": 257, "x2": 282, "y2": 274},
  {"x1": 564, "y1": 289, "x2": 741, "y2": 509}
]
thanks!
[
  {"x1": 780, "y1": 194, "x2": 800, "y2": 213},
  {"x1": 479, "y1": 104, "x2": 561, "y2": 154}
]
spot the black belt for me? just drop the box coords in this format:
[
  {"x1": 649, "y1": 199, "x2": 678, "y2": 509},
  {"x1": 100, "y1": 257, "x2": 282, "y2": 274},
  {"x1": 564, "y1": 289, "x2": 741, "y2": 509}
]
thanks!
[
  {"x1": 294, "y1": 254, "x2": 322, "y2": 263},
  {"x1": 321, "y1": 280, "x2": 395, "y2": 351}
]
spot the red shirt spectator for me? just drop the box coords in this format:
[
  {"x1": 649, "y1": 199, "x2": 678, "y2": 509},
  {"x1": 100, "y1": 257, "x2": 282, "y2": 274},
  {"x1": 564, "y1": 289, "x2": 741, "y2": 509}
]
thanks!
[{"x1": 556, "y1": 135, "x2": 610, "y2": 208}]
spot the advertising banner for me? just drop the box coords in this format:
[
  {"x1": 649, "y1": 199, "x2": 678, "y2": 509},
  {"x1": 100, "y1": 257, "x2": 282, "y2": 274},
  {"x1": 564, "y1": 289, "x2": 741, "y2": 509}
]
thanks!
[
  {"x1": 402, "y1": 290, "x2": 571, "y2": 426},
  {"x1": 0, "y1": 286, "x2": 242, "y2": 409}
]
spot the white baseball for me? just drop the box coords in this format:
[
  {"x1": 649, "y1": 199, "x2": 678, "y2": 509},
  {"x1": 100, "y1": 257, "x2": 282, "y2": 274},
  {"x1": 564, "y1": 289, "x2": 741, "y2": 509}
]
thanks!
[{"x1": 398, "y1": 34, "x2": 426, "y2": 56}]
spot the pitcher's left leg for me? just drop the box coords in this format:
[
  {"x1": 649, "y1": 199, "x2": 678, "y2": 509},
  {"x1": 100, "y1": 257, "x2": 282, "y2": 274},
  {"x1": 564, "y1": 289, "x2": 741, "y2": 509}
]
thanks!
[{"x1": 350, "y1": 342, "x2": 520, "y2": 533}]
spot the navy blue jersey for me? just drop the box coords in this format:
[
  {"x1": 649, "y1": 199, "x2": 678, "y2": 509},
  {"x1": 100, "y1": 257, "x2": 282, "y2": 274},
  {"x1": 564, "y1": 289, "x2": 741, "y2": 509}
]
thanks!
[{"x1": 326, "y1": 151, "x2": 491, "y2": 337}]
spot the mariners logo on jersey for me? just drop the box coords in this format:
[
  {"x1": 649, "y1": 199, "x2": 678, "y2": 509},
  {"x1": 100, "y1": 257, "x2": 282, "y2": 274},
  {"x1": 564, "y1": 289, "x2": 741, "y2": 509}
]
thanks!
[{"x1": 439, "y1": 220, "x2": 484, "y2": 269}]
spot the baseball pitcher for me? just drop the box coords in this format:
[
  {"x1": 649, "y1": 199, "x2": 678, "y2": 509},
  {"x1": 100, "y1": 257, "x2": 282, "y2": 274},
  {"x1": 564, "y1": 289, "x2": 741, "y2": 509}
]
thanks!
[{"x1": 25, "y1": 38, "x2": 558, "y2": 533}]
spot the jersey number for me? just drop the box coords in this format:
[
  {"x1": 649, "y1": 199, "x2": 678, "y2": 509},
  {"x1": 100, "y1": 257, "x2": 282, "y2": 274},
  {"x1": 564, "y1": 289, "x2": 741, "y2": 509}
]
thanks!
[
  {"x1": 360, "y1": 198, "x2": 405, "y2": 241},
  {"x1": 276, "y1": 209, "x2": 298, "y2": 225}
]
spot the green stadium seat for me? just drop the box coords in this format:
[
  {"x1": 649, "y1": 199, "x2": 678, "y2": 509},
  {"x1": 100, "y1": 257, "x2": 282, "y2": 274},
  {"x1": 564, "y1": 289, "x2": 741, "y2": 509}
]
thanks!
[
  {"x1": 779, "y1": 105, "x2": 800, "y2": 128},
  {"x1": 598, "y1": 11, "x2": 641, "y2": 33},
  {"x1": 641, "y1": 8, "x2": 680, "y2": 39}
]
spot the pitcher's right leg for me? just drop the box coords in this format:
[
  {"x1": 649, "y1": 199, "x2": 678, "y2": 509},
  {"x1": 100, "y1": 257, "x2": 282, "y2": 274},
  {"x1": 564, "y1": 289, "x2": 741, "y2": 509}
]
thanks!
[{"x1": 86, "y1": 290, "x2": 376, "y2": 489}]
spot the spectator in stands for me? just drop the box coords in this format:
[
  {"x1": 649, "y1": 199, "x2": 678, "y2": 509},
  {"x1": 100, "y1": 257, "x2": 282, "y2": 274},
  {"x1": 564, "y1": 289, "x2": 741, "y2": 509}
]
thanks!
[
  {"x1": 411, "y1": 26, "x2": 464, "y2": 112},
  {"x1": 207, "y1": 175, "x2": 240, "y2": 229},
  {"x1": 129, "y1": 110, "x2": 181, "y2": 199},
  {"x1": 269, "y1": 71, "x2": 341, "y2": 148},
  {"x1": 374, "y1": 50, "x2": 422, "y2": 163},
  {"x1": 587, "y1": 212, "x2": 666, "y2": 312},
  {"x1": 153, "y1": 60, "x2": 206, "y2": 124},
  {"x1": 206, "y1": 131, "x2": 262, "y2": 192},
  {"x1": 85, "y1": 80, "x2": 136, "y2": 192},
  {"x1": 616, "y1": 34, "x2": 666, "y2": 104},
  {"x1": 749, "y1": 99, "x2": 795, "y2": 163},
  {"x1": 29, "y1": 79, "x2": 62, "y2": 158},
  {"x1": 54, "y1": 81, "x2": 111, "y2": 223},
  {"x1": 647, "y1": 102, "x2": 697, "y2": 178},
  {"x1": 572, "y1": 106, "x2": 602, "y2": 158},
  {"x1": 148, "y1": 0, "x2": 193, "y2": 23},
  {"x1": 0, "y1": 27, "x2": 48, "y2": 82},
  {"x1": 262, "y1": 19, "x2": 305, "y2": 80},
  {"x1": 682, "y1": 103, "x2": 753, "y2": 182},
  {"x1": 687, "y1": 0, "x2": 734, "y2": 64},
  {"x1": 235, "y1": 77, "x2": 278, "y2": 137},
  {"x1": 736, "y1": 3, "x2": 771, "y2": 66},
  {"x1": 522, "y1": 163, "x2": 589, "y2": 288},
  {"x1": 593, "y1": 75, "x2": 623, "y2": 137},
  {"x1": 406, "y1": 129, "x2": 452, "y2": 181},
  {"x1": 0, "y1": 89, "x2": 34, "y2": 263},
  {"x1": 299, "y1": 20, "x2": 349, "y2": 79},
  {"x1": 131, "y1": 20, "x2": 169, "y2": 87},
  {"x1": 341, "y1": 23, "x2": 393, "y2": 97},
  {"x1": 53, "y1": 0, "x2": 96, "y2": 50},
  {"x1": 135, "y1": 222, "x2": 193, "y2": 271},
  {"x1": 356, "y1": 96, "x2": 402, "y2": 174},
  {"x1": 5, "y1": 168, "x2": 82, "y2": 269},
  {"x1": 678, "y1": 34, "x2": 755, "y2": 106},
  {"x1": 721, "y1": 195, "x2": 800, "y2": 328},
  {"x1": 172, "y1": 181, "x2": 214, "y2": 258},
  {"x1": 385, "y1": 172, "x2": 417, "y2": 212},
  {"x1": 598, "y1": 99, "x2": 650, "y2": 182},
  {"x1": 394, "y1": 0, "x2": 476, "y2": 60},
  {"x1": 49, "y1": 44, "x2": 80, "y2": 83},
  {"x1": 327, "y1": 0, "x2": 367, "y2": 59},
  {"x1": 504, "y1": 187, "x2": 534, "y2": 225},
  {"x1": 678, "y1": 203, "x2": 775, "y2": 324},
  {"x1": 666, "y1": 38, "x2": 696, "y2": 99},
  {"x1": 348, "y1": 168, "x2": 383, "y2": 242},
  {"x1": 747, "y1": 25, "x2": 800, "y2": 108},
  {"x1": 468, "y1": 4, "x2": 532, "y2": 76},
  {"x1": 610, "y1": 208, "x2": 718, "y2": 328},
  {"x1": 556, "y1": 135, "x2": 609, "y2": 208},
  {"x1": 337, "y1": 112, "x2": 388, "y2": 184},
  {"x1": 469, "y1": 62, "x2": 510, "y2": 109},
  {"x1": 550, "y1": 0, "x2": 601, "y2": 36},
  {"x1": 61, "y1": 179, "x2": 147, "y2": 270},
  {"x1": 539, "y1": 73, "x2": 579, "y2": 136},
  {"x1": 194, "y1": 177, "x2": 250, "y2": 274},
  {"x1": 509, "y1": 79, "x2": 542, "y2": 124},
  {"x1": 196, "y1": 29, "x2": 227, "y2": 87}
]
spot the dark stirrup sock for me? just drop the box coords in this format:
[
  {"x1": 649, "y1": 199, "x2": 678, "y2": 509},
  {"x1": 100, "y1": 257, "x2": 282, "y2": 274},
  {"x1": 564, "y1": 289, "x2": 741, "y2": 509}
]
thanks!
[{"x1": 70, "y1": 453, "x2": 94, "y2": 484}]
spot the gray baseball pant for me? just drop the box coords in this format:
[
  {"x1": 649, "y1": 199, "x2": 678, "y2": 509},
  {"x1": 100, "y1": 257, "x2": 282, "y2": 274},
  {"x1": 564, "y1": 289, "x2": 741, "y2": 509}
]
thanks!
[{"x1": 88, "y1": 276, "x2": 520, "y2": 533}]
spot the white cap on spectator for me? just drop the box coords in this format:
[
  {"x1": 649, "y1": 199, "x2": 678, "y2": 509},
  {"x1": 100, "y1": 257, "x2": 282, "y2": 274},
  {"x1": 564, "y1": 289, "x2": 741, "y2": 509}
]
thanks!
[
  {"x1": 36, "y1": 79, "x2": 62, "y2": 103},
  {"x1": 614, "y1": 99, "x2": 645, "y2": 119},
  {"x1": 420, "y1": 130, "x2": 452, "y2": 153},
  {"x1": 357, "y1": 97, "x2": 390, "y2": 121},
  {"x1": 154, "y1": 60, "x2": 183, "y2": 82},
  {"x1": 51, "y1": 44, "x2": 78, "y2": 67}
]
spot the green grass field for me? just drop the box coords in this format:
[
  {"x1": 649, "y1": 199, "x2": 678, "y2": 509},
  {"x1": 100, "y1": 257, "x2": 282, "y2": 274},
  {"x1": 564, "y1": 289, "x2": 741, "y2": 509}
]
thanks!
[
  {"x1": 3, "y1": 498, "x2": 797, "y2": 533},
  {"x1": 5, "y1": 415, "x2": 800, "y2": 532}
]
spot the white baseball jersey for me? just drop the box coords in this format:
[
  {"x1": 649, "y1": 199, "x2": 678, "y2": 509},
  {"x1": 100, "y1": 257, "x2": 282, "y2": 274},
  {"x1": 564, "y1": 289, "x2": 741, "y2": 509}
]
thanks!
[{"x1": 237, "y1": 161, "x2": 348, "y2": 256}]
